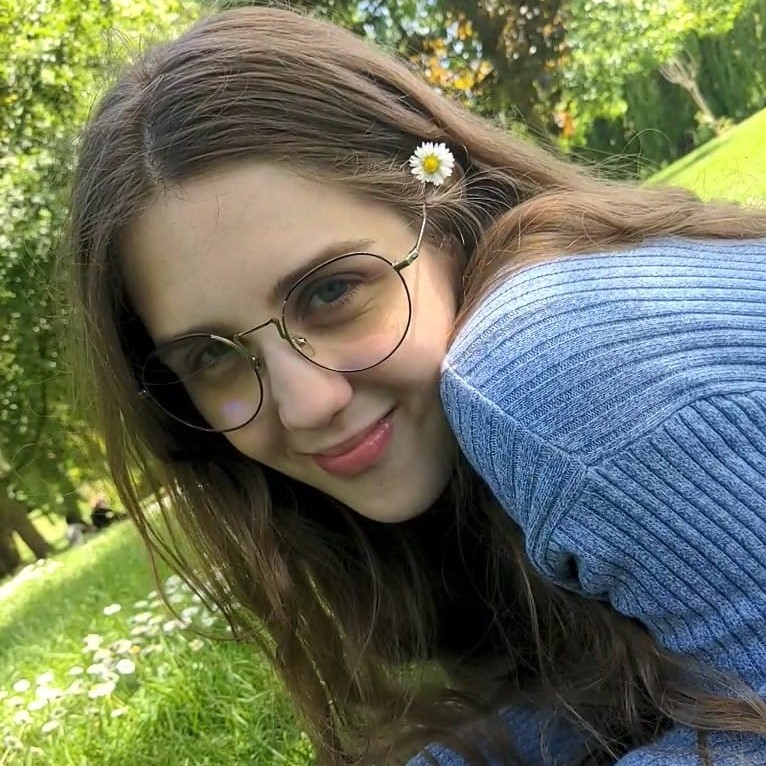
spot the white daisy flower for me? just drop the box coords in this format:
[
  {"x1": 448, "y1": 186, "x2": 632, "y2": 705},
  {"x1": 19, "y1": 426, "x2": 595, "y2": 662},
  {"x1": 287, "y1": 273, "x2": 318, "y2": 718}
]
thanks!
[
  {"x1": 86, "y1": 663, "x2": 109, "y2": 677},
  {"x1": 3, "y1": 734, "x2": 22, "y2": 750},
  {"x1": 111, "y1": 706, "x2": 128, "y2": 718},
  {"x1": 115, "y1": 659, "x2": 136, "y2": 676},
  {"x1": 181, "y1": 605, "x2": 200, "y2": 621},
  {"x1": 408, "y1": 142, "x2": 455, "y2": 186},
  {"x1": 12, "y1": 679, "x2": 30, "y2": 693},
  {"x1": 35, "y1": 672, "x2": 54, "y2": 686},
  {"x1": 165, "y1": 575, "x2": 182, "y2": 589},
  {"x1": 41, "y1": 720, "x2": 60, "y2": 734},
  {"x1": 35, "y1": 686, "x2": 62, "y2": 701},
  {"x1": 83, "y1": 634, "x2": 103, "y2": 652},
  {"x1": 13, "y1": 710, "x2": 32, "y2": 726},
  {"x1": 87, "y1": 681, "x2": 116, "y2": 699},
  {"x1": 111, "y1": 639, "x2": 135, "y2": 655},
  {"x1": 103, "y1": 603, "x2": 122, "y2": 616}
]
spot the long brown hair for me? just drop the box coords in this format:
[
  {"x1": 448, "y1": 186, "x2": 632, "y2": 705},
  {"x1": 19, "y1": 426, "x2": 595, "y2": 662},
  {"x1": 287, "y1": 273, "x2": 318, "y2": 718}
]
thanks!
[{"x1": 67, "y1": 6, "x2": 766, "y2": 765}]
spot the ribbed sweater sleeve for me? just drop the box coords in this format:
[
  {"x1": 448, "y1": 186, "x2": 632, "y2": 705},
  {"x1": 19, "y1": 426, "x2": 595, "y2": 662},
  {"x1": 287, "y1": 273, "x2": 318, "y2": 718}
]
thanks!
[{"x1": 438, "y1": 238, "x2": 766, "y2": 764}]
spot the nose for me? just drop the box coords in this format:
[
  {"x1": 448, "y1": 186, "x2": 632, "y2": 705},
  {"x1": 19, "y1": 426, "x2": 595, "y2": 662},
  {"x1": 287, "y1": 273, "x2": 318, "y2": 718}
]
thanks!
[{"x1": 259, "y1": 343, "x2": 353, "y2": 431}]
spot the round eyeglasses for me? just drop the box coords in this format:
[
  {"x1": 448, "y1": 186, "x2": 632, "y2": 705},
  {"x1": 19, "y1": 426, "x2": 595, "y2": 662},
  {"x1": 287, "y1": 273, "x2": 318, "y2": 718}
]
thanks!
[{"x1": 139, "y1": 207, "x2": 428, "y2": 432}]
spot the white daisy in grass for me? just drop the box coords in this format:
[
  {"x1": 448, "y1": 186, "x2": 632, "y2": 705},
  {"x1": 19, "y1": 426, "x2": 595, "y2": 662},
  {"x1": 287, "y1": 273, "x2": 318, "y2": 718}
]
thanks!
[
  {"x1": 115, "y1": 659, "x2": 136, "y2": 676},
  {"x1": 35, "y1": 686, "x2": 62, "y2": 702},
  {"x1": 163, "y1": 619, "x2": 184, "y2": 633},
  {"x1": 103, "y1": 603, "x2": 122, "y2": 616},
  {"x1": 93, "y1": 648, "x2": 113, "y2": 662},
  {"x1": 111, "y1": 639, "x2": 134, "y2": 655},
  {"x1": 35, "y1": 672, "x2": 54, "y2": 686},
  {"x1": 408, "y1": 142, "x2": 455, "y2": 186},
  {"x1": 87, "y1": 680, "x2": 116, "y2": 699},
  {"x1": 3, "y1": 734, "x2": 22, "y2": 750},
  {"x1": 67, "y1": 666, "x2": 84, "y2": 677},
  {"x1": 86, "y1": 663, "x2": 110, "y2": 677},
  {"x1": 41, "y1": 720, "x2": 60, "y2": 734},
  {"x1": 83, "y1": 634, "x2": 103, "y2": 652},
  {"x1": 111, "y1": 706, "x2": 128, "y2": 718},
  {"x1": 12, "y1": 679, "x2": 30, "y2": 693},
  {"x1": 13, "y1": 710, "x2": 32, "y2": 726}
]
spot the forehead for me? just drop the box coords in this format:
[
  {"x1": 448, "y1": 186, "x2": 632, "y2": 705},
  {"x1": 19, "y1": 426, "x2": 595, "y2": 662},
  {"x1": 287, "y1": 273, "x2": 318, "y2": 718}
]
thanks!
[{"x1": 119, "y1": 162, "x2": 412, "y2": 343}]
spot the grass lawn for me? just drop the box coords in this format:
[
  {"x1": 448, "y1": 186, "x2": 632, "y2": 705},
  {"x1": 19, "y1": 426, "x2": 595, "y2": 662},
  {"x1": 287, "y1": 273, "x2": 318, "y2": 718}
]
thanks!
[
  {"x1": 0, "y1": 522, "x2": 311, "y2": 765},
  {"x1": 649, "y1": 107, "x2": 766, "y2": 203}
]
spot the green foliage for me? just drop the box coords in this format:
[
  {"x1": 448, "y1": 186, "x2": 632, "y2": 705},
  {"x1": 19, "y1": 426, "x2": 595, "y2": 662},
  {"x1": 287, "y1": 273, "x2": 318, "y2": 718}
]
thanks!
[
  {"x1": 0, "y1": 0, "x2": 197, "y2": 513},
  {"x1": 558, "y1": 0, "x2": 764, "y2": 170},
  {"x1": 252, "y1": 0, "x2": 566, "y2": 129},
  {"x1": 559, "y1": 0, "x2": 750, "y2": 141}
]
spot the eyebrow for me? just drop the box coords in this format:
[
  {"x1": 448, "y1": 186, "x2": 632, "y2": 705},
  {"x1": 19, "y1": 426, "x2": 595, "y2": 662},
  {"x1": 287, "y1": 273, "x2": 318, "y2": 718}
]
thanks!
[
  {"x1": 269, "y1": 238, "x2": 375, "y2": 303},
  {"x1": 154, "y1": 237, "x2": 375, "y2": 346}
]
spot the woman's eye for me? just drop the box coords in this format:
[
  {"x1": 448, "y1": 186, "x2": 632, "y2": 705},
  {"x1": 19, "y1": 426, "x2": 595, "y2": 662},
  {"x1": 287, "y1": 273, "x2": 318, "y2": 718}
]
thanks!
[
  {"x1": 189, "y1": 342, "x2": 233, "y2": 374},
  {"x1": 309, "y1": 278, "x2": 351, "y2": 308}
]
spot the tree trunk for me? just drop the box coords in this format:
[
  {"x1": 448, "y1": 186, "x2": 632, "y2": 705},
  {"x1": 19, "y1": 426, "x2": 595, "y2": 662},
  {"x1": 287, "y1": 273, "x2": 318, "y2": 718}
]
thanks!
[
  {"x1": 0, "y1": 498, "x2": 52, "y2": 561},
  {"x1": 0, "y1": 529, "x2": 21, "y2": 578}
]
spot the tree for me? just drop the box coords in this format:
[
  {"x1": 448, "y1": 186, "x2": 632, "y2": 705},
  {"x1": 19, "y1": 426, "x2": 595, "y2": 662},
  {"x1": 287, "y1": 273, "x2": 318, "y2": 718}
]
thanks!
[
  {"x1": 557, "y1": 0, "x2": 754, "y2": 145},
  {"x1": 0, "y1": 0, "x2": 198, "y2": 514},
  {"x1": 213, "y1": 0, "x2": 568, "y2": 131}
]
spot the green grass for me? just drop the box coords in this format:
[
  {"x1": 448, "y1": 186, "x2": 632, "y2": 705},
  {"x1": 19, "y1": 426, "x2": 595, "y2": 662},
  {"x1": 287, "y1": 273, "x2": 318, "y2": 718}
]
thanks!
[
  {"x1": 0, "y1": 523, "x2": 311, "y2": 765},
  {"x1": 649, "y1": 107, "x2": 766, "y2": 203}
]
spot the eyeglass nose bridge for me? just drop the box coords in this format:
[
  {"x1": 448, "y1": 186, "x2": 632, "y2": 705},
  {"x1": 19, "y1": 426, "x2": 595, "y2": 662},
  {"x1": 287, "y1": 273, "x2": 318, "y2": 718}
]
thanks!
[
  {"x1": 234, "y1": 315, "x2": 289, "y2": 343},
  {"x1": 229, "y1": 316, "x2": 283, "y2": 371},
  {"x1": 233, "y1": 316, "x2": 314, "y2": 370}
]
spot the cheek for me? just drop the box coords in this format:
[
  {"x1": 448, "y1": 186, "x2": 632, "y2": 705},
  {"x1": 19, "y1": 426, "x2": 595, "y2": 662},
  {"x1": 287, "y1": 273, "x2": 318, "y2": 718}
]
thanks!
[
  {"x1": 404, "y1": 268, "x2": 459, "y2": 365},
  {"x1": 223, "y1": 417, "x2": 281, "y2": 466}
]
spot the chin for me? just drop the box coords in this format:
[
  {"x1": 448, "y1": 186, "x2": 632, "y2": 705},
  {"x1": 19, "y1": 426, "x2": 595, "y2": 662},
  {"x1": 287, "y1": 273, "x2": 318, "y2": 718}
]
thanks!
[
  {"x1": 351, "y1": 473, "x2": 453, "y2": 524},
  {"x1": 361, "y1": 503, "x2": 431, "y2": 524}
]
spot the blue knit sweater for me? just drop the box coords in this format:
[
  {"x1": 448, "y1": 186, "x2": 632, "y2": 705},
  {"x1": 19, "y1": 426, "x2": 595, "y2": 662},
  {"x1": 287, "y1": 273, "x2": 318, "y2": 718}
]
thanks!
[{"x1": 427, "y1": 238, "x2": 766, "y2": 765}]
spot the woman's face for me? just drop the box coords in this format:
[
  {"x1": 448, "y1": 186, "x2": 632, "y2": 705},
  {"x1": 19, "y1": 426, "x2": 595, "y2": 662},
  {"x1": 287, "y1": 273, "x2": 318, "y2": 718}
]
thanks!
[{"x1": 121, "y1": 162, "x2": 462, "y2": 522}]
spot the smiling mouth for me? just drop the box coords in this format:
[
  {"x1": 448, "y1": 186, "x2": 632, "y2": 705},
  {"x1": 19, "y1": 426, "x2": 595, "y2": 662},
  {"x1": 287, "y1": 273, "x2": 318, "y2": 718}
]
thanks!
[{"x1": 309, "y1": 410, "x2": 396, "y2": 477}]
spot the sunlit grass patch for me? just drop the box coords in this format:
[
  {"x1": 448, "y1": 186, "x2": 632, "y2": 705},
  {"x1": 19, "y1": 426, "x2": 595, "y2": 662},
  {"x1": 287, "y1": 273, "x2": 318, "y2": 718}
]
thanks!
[
  {"x1": 0, "y1": 523, "x2": 311, "y2": 765},
  {"x1": 649, "y1": 107, "x2": 766, "y2": 203}
]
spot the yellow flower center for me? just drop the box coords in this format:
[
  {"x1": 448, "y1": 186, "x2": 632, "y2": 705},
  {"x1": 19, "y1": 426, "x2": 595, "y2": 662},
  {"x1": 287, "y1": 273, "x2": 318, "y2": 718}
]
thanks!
[{"x1": 422, "y1": 155, "x2": 440, "y2": 174}]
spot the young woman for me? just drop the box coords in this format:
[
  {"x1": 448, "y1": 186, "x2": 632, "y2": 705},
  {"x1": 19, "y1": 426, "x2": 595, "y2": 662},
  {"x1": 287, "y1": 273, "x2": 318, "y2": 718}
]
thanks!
[{"x1": 66, "y1": 6, "x2": 766, "y2": 765}]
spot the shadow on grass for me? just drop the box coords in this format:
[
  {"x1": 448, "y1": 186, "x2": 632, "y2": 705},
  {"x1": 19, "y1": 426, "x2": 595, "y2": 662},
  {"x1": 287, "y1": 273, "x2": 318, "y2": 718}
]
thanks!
[{"x1": 0, "y1": 524, "x2": 157, "y2": 657}]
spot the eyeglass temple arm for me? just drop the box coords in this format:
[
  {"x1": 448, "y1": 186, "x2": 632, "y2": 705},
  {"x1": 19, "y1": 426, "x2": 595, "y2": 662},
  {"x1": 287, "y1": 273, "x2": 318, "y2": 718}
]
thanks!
[{"x1": 393, "y1": 203, "x2": 428, "y2": 272}]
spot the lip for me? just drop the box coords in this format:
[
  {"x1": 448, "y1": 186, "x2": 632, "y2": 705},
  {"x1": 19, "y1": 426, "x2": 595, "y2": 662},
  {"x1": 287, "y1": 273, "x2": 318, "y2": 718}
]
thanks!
[{"x1": 309, "y1": 410, "x2": 395, "y2": 477}]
